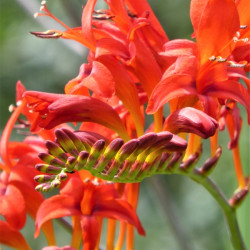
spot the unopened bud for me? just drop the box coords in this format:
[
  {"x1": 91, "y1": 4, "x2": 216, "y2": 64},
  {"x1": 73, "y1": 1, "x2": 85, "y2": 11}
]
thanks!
[
  {"x1": 35, "y1": 183, "x2": 52, "y2": 192},
  {"x1": 45, "y1": 140, "x2": 68, "y2": 162},
  {"x1": 65, "y1": 156, "x2": 77, "y2": 171},
  {"x1": 38, "y1": 153, "x2": 65, "y2": 168},
  {"x1": 55, "y1": 129, "x2": 79, "y2": 157},
  {"x1": 200, "y1": 147, "x2": 222, "y2": 175},
  {"x1": 229, "y1": 188, "x2": 249, "y2": 207},
  {"x1": 75, "y1": 151, "x2": 89, "y2": 170},
  {"x1": 34, "y1": 174, "x2": 56, "y2": 183},
  {"x1": 35, "y1": 164, "x2": 62, "y2": 174}
]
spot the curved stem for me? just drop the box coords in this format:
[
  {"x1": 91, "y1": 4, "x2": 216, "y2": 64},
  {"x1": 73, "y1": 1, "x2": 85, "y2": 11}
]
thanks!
[{"x1": 178, "y1": 169, "x2": 246, "y2": 250}]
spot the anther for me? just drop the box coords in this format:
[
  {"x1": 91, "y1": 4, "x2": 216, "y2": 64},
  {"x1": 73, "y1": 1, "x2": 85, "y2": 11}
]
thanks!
[
  {"x1": 215, "y1": 56, "x2": 227, "y2": 62},
  {"x1": 240, "y1": 25, "x2": 247, "y2": 29},
  {"x1": 16, "y1": 100, "x2": 22, "y2": 106},
  {"x1": 209, "y1": 56, "x2": 216, "y2": 61},
  {"x1": 209, "y1": 56, "x2": 227, "y2": 62},
  {"x1": 8, "y1": 104, "x2": 15, "y2": 112},
  {"x1": 227, "y1": 61, "x2": 247, "y2": 68}
]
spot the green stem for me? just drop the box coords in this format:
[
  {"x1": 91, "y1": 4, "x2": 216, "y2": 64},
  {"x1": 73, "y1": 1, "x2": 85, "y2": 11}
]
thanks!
[{"x1": 177, "y1": 168, "x2": 246, "y2": 250}]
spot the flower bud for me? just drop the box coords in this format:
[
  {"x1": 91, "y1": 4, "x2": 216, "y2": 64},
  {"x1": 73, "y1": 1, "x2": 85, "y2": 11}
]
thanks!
[
  {"x1": 45, "y1": 140, "x2": 68, "y2": 162},
  {"x1": 55, "y1": 129, "x2": 79, "y2": 157},
  {"x1": 65, "y1": 156, "x2": 77, "y2": 171},
  {"x1": 75, "y1": 151, "x2": 89, "y2": 170},
  {"x1": 200, "y1": 147, "x2": 222, "y2": 175},
  {"x1": 94, "y1": 138, "x2": 124, "y2": 172},
  {"x1": 35, "y1": 164, "x2": 62, "y2": 174},
  {"x1": 85, "y1": 140, "x2": 106, "y2": 170},
  {"x1": 34, "y1": 174, "x2": 56, "y2": 183},
  {"x1": 38, "y1": 153, "x2": 65, "y2": 168}
]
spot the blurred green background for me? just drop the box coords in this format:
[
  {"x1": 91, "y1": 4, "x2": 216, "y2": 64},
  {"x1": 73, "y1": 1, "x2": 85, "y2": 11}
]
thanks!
[{"x1": 0, "y1": 0, "x2": 249, "y2": 249}]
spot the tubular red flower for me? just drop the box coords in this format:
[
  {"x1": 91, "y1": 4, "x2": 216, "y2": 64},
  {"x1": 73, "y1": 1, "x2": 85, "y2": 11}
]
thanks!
[
  {"x1": 35, "y1": 176, "x2": 145, "y2": 247},
  {"x1": 163, "y1": 107, "x2": 218, "y2": 139},
  {"x1": 23, "y1": 91, "x2": 130, "y2": 140}
]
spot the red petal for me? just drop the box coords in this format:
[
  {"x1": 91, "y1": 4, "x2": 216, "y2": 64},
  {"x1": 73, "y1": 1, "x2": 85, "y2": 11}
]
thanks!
[
  {"x1": 93, "y1": 183, "x2": 120, "y2": 201},
  {"x1": 159, "y1": 40, "x2": 197, "y2": 70},
  {"x1": 0, "y1": 184, "x2": 26, "y2": 230},
  {"x1": 191, "y1": 0, "x2": 240, "y2": 65},
  {"x1": 16, "y1": 81, "x2": 26, "y2": 103},
  {"x1": 35, "y1": 195, "x2": 80, "y2": 237},
  {"x1": 127, "y1": 36, "x2": 162, "y2": 96},
  {"x1": 147, "y1": 74, "x2": 196, "y2": 114},
  {"x1": 97, "y1": 56, "x2": 144, "y2": 134},
  {"x1": 60, "y1": 175, "x2": 84, "y2": 202},
  {"x1": 24, "y1": 92, "x2": 129, "y2": 140},
  {"x1": 93, "y1": 199, "x2": 145, "y2": 235},
  {"x1": 125, "y1": 0, "x2": 168, "y2": 40},
  {"x1": 106, "y1": 0, "x2": 131, "y2": 32},
  {"x1": 236, "y1": 0, "x2": 250, "y2": 38},
  {"x1": 81, "y1": 0, "x2": 97, "y2": 52},
  {"x1": 202, "y1": 80, "x2": 250, "y2": 124},
  {"x1": 0, "y1": 221, "x2": 31, "y2": 250},
  {"x1": 80, "y1": 216, "x2": 100, "y2": 250},
  {"x1": 66, "y1": 61, "x2": 115, "y2": 98},
  {"x1": 163, "y1": 107, "x2": 218, "y2": 139}
]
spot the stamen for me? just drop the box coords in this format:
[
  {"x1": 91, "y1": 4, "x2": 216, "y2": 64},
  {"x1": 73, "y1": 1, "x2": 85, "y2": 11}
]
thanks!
[
  {"x1": 93, "y1": 14, "x2": 115, "y2": 20},
  {"x1": 209, "y1": 56, "x2": 216, "y2": 61},
  {"x1": 34, "y1": 0, "x2": 71, "y2": 30},
  {"x1": 16, "y1": 100, "x2": 22, "y2": 106},
  {"x1": 240, "y1": 25, "x2": 247, "y2": 29},
  {"x1": 8, "y1": 104, "x2": 15, "y2": 112},
  {"x1": 216, "y1": 56, "x2": 227, "y2": 62},
  {"x1": 227, "y1": 61, "x2": 247, "y2": 68},
  {"x1": 30, "y1": 31, "x2": 62, "y2": 39},
  {"x1": 209, "y1": 56, "x2": 227, "y2": 62}
]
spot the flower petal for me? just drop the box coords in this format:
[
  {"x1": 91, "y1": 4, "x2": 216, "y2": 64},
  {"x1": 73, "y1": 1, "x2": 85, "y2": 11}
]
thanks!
[
  {"x1": 147, "y1": 74, "x2": 196, "y2": 114},
  {"x1": 65, "y1": 61, "x2": 115, "y2": 98},
  {"x1": 125, "y1": 0, "x2": 168, "y2": 40},
  {"x1": 23, "y1": 92, "x2": 129, "y2": 140},
  {"x1": 80, "y1": 216, "x2": 100, "y2": 250},
  {"x1": 163, "y1": 107, "x2": 218, "y2": 139},
  {"x1": 202, "y1": 80, "x2": 250, "y2": 124},
  {"x1": 35, "y1": 195, "x2": 80, "y2": 237},
  {"x1": 81, "y1": 0, "x2": 97, "y2": 51},
  {"x1": 93, "y1": 199, "x2": 145, "y2": 235},
  {"x1": 0, "y1": 184, "x2": 26, "y2": 230},
  {"x1": 97, "y1": 55, "x2": 144, "y2": 135},
  {"x1": 0, "y1": 221, "x2": 31, "y2": 250},
  {"x1": 191, "y1": 0, "x2": 240, "y2": 65}
]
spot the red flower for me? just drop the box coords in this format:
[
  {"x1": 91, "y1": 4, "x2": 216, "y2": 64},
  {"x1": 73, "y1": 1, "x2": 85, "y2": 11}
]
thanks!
[
  {"x1": 147, "y1": 0, "x2": 250, "y2": 124},
  {"x1": 35, "y1": 176, "x2": 145, "y2": 250},
  {"x1": 163, "y1": 107, "x2": 218, "y2": 139},
  {"x1": 0, "y1": 138, "x2": 56, "y2": 249},
  {"x1": 23, "y1": 91, "x2": 130, "y2": 141}
]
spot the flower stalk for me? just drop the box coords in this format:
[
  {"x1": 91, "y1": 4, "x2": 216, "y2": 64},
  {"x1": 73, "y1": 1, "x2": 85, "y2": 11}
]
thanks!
[{"x1": 178, "y1": 168, "x2": 246, "y2": 250}]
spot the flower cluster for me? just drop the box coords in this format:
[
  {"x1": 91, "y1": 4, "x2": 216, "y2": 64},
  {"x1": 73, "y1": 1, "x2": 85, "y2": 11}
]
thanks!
[{"x1": 0, "y1": 0, "x2": 249, "y2": 249}]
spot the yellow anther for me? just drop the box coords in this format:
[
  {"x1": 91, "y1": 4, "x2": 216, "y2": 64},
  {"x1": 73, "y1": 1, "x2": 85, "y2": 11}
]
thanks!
[{"x1": 8, "y1": 104, "x2": 15, "y2": 112}]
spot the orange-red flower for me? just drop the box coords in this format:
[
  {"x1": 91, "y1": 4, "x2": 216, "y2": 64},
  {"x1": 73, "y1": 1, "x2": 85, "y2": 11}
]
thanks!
[
  {"x1": 23, "y1": 91, "x2": 130, "y2": 140},
  {"x1": 0, "y1": 138, "x2": 56, "y2": 249},
  {"x1": 35, "y1": 175, "x2": 145, "y2": 250},
  {"x1": 147, "y1": 0, "x2": 250, "y2": 124}
]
